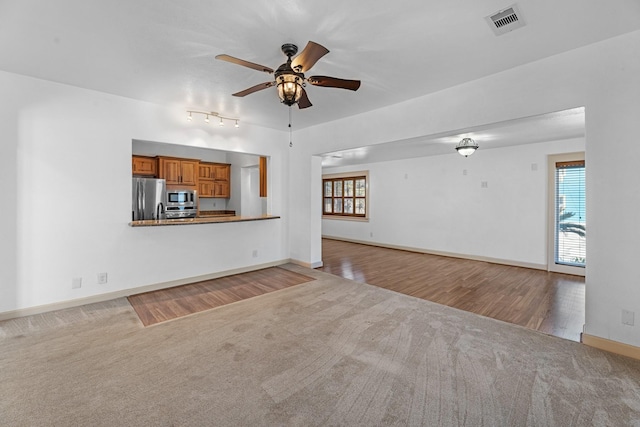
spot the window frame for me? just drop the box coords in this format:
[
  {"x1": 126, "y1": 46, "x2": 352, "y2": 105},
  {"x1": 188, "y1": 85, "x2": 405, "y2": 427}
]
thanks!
[
  {"x1": 547, "y1": 152, "x2": 585, "y2": 276},
  {"x1": 322, "y1": 171, "x2": 369, "y2": 221}
]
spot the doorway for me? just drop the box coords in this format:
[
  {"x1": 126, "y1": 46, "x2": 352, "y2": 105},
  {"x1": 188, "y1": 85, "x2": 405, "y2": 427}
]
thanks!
[{"x1": 548, "y1": 152, "x2": 586, "y2": 276}]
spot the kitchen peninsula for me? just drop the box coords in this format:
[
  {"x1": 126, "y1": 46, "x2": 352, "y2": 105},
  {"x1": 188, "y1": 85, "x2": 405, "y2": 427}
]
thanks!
[{"x1": 130, "y1": 214, "x2": 280, "y2": 227}]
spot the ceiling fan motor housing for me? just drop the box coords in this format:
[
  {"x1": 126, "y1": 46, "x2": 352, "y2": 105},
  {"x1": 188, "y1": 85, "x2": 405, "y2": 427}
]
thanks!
[
  {"x1": 281, "y1": 43, "x2": 298, "y2": 58},
  {"x1": 275, "y1": 44, "x2": 305, "y2": 106}
]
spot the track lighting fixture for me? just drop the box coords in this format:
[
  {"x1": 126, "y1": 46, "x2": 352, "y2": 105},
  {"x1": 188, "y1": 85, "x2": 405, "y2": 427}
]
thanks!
[{"x1": 186, "y1": 110, "x2": 239, "y2": 128}]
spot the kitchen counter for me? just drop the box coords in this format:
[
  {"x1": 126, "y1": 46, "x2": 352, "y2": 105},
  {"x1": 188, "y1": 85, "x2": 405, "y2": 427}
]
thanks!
[{"x1": 130, "y1": 214, "x2": 280, "y2": 227}]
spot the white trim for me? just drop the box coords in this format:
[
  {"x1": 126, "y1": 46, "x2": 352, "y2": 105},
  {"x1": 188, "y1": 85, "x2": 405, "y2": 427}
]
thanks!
[
  {"x1": 323, "y1": 236, "x2": 548, "y2": 271},
  {"x1": 547, "y1": 152, "x2": 586, "y2": 276},
  {"x1": 0, "y1": 259, "x2": 291, "y2": 321}
]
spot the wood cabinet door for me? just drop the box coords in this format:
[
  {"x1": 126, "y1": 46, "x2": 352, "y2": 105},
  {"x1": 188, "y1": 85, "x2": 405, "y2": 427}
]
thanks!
[
  {"x1": 214, "y1": 181, "x2": 230, "y2": 198},
  {"x1": 180, "y1": 160, "x2": 198, "y2": 186},
  {"x1": 198, "y1": 181, "x2": 215, "y2": 197},
  {"x1": 213, "y1": 164, "x2": 230, "y2": 181},
  {"x1": 159, "y1": 158, "x2": 181, "y2": 184},
  {"x1": 198, "y1": 163, "x2": 214, "y2": 180},
  {"x1": 132, "y1": 156, "x2": 157, "y2": 176}
]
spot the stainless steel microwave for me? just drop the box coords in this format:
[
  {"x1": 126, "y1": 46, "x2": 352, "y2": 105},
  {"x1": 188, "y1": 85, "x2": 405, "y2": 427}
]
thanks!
[{"x1": 166, "y1": 189, "x2": 197, "y2": 218}]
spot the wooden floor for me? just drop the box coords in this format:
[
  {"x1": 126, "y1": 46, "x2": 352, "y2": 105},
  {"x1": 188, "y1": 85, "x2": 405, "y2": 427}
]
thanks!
[
  {"x1": 128, "y1": 267, "x2": 315, "y2": 326},
  {"x1": 319, "y1": 238, "x2": 585, "y2": 342}
]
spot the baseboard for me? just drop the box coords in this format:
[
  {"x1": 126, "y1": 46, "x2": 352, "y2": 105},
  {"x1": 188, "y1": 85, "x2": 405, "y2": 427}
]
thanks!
[
  {"x1": 322, "y1": 236, "x2": 547, "y2": 271},
  {"x1": 581, "y1": 334, "x2": 640, "y2": 361},
  {"x1": 290, "y1": 259, "x2": 324, "y2": 269},
  {"x1": 0, "y1": 259, "x2": 291, "y2": 321}
]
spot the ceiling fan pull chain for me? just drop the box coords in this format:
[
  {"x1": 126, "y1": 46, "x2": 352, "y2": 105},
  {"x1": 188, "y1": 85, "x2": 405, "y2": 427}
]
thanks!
[{"x1": 289, "y1": 106, "x2": 293, "y2": 147}]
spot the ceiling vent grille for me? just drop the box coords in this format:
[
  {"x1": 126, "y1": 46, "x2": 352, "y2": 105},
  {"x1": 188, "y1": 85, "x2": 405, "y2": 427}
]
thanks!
[{"x1": 485, "y1": 4, "x2": 526, "y2": 36}]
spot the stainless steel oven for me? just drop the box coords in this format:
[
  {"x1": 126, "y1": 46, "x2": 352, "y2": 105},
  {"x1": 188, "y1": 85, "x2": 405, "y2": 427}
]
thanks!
[{"x1": 165, "y1": 189, "x2": 197, "y2": 218}]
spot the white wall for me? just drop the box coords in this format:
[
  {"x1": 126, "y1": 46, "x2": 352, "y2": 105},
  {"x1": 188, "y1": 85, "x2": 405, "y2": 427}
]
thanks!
[
  {"x1": 0, "y1": 70, "x2": 289, "y2": 314},
  {"x1": 241, "y1": 166, "x2": 262, "y2": 217},
  {"x1": 291, "y1": 30, "x2": 640, "y2": 348},
  {"x1": 323, "y1": 138, "x2": 585, "y2": 267}
]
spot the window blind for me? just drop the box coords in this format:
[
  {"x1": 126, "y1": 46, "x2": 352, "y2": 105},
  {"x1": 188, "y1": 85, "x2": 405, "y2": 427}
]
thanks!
[{"x1": 555, "y1": 161, "x2": 586, "y2": 267}]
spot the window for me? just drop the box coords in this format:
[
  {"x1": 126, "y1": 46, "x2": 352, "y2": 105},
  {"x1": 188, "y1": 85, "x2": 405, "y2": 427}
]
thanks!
[
  {"x1": 554, "y1": 160, "x2": 586, "y2": 268},
  {"x1": 323, "y1": 175, "x2": 367, "y2": 218}
]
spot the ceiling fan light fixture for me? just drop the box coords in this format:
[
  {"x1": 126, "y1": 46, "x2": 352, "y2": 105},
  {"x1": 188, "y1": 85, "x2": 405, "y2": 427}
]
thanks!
[
  {"x1": 455, "y1": 137, "x2": 479, "y2": 157},
  {"x1": 277, "y1": 74, "x2": 303, "y2": 106}
]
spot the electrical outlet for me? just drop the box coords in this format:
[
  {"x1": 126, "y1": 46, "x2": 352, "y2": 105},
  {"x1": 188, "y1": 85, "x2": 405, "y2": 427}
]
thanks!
[
  {"x1": 72, "y1": 277, "x2": 82, "y2": 289},
  {"x1": 622, "y1": 309, "x2": 635, "y2": 326},
  {"x1": 370, "y1": 232, "x2": 373, "y2": 237},
  {"x1": 531, "y1": 163, "x2": 538, "y2": 171},
  {"x1": 463, "y1": 169, "x2": 468, "y2": 176},
  {"x1": 252, "y1": 250, "x2": 258, "y2": 258},
  {"x1": 98, "y1": 272, "x2": 108, "y2": 284},
  {"x1": 481, "y1": 181, "x2": 488, "y2": 188}
]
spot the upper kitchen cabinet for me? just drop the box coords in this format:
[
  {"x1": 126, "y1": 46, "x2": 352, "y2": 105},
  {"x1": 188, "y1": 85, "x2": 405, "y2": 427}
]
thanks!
[
  {"x1": 198, "y1": 162, "x2": 230, "y2": 198},
  {"x1": 132, "y1": 155, "x2": 157, "y2": 177},
  {"x1": 158, "y1": 157, "x2": 198, "y2": 188}
]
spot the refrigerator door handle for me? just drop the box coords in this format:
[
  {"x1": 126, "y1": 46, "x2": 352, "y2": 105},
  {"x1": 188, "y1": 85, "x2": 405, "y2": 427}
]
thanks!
[
  {"x1": 141, "y1": 182, "x2": 146, "y2": 220},
  {"x1": 156, "y1": 202, "x2": 164, "y2": 220}
]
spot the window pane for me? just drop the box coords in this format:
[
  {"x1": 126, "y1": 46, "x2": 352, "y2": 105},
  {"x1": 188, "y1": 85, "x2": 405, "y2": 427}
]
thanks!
[
  {"x1": 355, "y1": 198, "x2": 365, "y2": 215},
  {"x1": 344, "y1": 198, "x2": 353, "y2": 214},
  {"x1": 324, "y1": 198, "x2": 333, "y2": 213},
  {"x1": 334, "y1": 182, "x2": 342, "y2": 197},
  {"x1": 355, "y1": 179, "x2": 366, "y2": 197},
  {"x1": 344, "y1": 180, "x2": 354, "y2": 197},
  {"x1": 555, "y1": 163, "x2": 586, "y2": 267},
  {"x1": 333, "y1": 198, "x2": 343, "y2": 213},
  {"x1": 324, "y1": 181, "x2": 332, "y2": 197}
]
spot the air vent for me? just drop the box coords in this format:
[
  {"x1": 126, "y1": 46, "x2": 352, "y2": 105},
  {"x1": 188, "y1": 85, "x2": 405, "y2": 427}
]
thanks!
[{"x1": 485, "y1": 4, "x2": 526, "y2": 36}]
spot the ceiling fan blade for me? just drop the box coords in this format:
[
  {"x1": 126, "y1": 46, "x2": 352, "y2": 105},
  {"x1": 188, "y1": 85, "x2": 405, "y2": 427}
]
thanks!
[
  {"x1": 215, "y1": 54, "x2": 274, "y2": 74},
  {"x1": 298, "y1": 89, "x2": 312, "y2": 109},
  {"x1": 232, "y1": 81, "x2": 275, "y2": 97},
  {"x1": 307, "y1": 75, "x2": 361, "y2": 91},
  {"x1": 291, "y1": 41, "x2": 329, "y2": 73}
]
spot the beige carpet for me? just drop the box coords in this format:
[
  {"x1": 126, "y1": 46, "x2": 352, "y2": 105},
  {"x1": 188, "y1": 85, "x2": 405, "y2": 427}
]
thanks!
[{"x1": 1, "y1": 264, "x2": 640, "y2": 426}]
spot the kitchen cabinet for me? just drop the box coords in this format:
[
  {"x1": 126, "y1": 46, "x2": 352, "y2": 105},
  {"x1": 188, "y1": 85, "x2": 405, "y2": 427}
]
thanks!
[
  {"x1": 132, "y1": 156, "x2": 157, "y2": 177},
  {"x1": 158, "y1": 157, "x2": 198, "y2": 188},
  {"x1": 198, "y1": 162, "x2": 230, "y2": 198}
]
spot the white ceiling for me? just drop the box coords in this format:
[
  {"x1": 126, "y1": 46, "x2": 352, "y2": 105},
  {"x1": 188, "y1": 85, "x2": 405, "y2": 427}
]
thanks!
[
  {"x1": 320, "y1": 107, "x2": 585, "y2": 167},
  {"x1": 1, "y1": 0, "x2": 639, "y2": 134}
]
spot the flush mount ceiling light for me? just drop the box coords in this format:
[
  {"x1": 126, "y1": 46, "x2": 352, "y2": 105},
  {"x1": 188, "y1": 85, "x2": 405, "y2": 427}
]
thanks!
[
  {"x1": 455, "y1": 137, "x2": 479, "y2": 157},
  {"x1": 186, "y1": 110, "x2": 239, "y2": 128}
]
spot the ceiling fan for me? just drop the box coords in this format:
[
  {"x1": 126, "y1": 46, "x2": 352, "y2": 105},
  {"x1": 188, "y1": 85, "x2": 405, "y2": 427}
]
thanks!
[{"x1": 215, "y1": 41, "x2": 361, "y2": 109}]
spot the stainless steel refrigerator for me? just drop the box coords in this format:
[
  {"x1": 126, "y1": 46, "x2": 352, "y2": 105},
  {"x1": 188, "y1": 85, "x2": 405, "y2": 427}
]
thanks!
[{"x1": 132, "y1": 177, "x2": 166, "y2": 220}]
